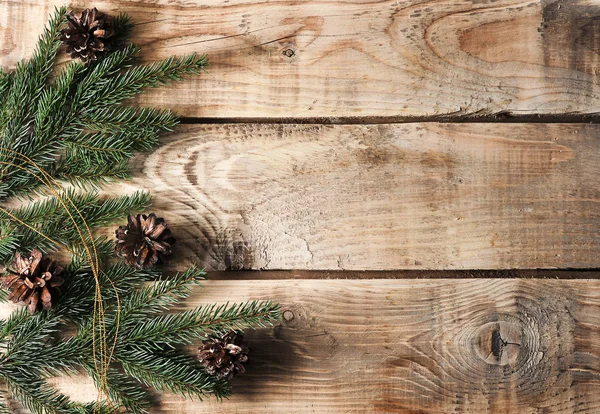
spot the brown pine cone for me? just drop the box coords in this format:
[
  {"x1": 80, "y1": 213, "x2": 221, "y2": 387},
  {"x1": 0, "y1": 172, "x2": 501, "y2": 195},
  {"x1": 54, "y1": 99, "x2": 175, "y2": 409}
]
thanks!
[
  {"x1": 0, "y1": 250, "x2": 64, "y2": 314},
  {"x1": 197, "y1": 331, "x2": 250, "y2": 380},
  {"x1": 60, "y1": 8, "x2": 115, "y2": 61},
  {"x1": 115, "y1": 213, "x2": 176, "y2": 269}
]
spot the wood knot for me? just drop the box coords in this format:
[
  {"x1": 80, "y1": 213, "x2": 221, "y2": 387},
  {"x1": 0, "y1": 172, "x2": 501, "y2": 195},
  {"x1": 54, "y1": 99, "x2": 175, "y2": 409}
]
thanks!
[
  {"x1": 474, "y1": 321, "x2": 522, "y2": 366},
  {"x1": 283, "y1": 309, "x2": 295, "y2": 322},
  {"x1": 282, "y1": 48, "x2": 295, "y2": 58},
  {"x1": 203, "y1": 229, "x2": 254, "y2": 271},
  {"x1": 413, "y1": 291, "x2": 578, "y2": 405}
]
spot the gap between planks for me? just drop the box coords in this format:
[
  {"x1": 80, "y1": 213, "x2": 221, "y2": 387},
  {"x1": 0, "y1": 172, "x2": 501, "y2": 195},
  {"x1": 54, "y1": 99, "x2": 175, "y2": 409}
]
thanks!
[
  {"x1": 179, "y1": 113, "x2": 600, "y2": 125},
  {"x1": 208, "y1": 270, "x2": 600, "y2": 280}
]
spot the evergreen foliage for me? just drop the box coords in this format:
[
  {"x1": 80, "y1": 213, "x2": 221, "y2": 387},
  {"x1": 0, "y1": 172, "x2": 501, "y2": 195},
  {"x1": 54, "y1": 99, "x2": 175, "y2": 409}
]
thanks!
[
  {"x1": 0, "y1": 7, "x2": 280, "y2": 413},
  {"x1": 0, "y1": 8, "x2": 204, "y2": 199}
]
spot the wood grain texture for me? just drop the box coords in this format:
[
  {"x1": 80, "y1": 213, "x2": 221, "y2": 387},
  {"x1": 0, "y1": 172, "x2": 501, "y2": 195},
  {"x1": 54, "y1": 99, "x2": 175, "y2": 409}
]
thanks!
[
  {"x1": 39, "y1": 278, "x2": 600, "y2": 413},
  {"x1": 105, "y1": 123, "x2": 600, "y2": 270},
  {"x1": 2, "y1": 0, "x2": 600, "y2": 118}
]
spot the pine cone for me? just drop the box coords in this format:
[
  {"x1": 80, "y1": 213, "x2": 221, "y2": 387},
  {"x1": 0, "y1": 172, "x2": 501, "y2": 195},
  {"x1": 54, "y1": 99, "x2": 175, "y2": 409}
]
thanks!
[
  {"x1": 115, "y1": 213, "x2": 176, "y2": 269},
  {"x1": 60, "y1": 8, "x2": 115, "y2": 61},
  {"x1": 197, "y1": 332, "x2": 250, "y2": 380},
  {"x1": 0, "y1": 250, "x2": 64, "y2": 314}
]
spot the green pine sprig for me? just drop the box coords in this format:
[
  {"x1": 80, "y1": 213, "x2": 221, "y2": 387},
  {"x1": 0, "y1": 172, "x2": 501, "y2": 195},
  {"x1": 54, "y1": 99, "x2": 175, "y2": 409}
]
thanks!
[
  {"x1": 0, "y1": 6, "x2": 279, "y2": 414},
  {"x1": 0, "y1": 263, "x2": 279, "y2": 413},
  {"x1": 0, "y1": 189, "x2": 151, "y2": 261},
  {"x1": 0, "y1": 7, "x2": 207, "y2": 199}
]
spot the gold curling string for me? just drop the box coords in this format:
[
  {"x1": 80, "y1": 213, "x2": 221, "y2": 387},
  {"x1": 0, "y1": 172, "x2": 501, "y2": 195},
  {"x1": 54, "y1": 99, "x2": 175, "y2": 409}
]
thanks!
[
  {"x1": 0, "y1": 156, "x2": 106, "y2": 391},
  {"x1": 0, "y1": 153, "x2": 118, "y2": 410},
  {"x1": 0, "y1": 152, "x2": 116, "y2": 402},
  {"x1": 0, "y1": 148, "x2": 121, "y2": 410}
]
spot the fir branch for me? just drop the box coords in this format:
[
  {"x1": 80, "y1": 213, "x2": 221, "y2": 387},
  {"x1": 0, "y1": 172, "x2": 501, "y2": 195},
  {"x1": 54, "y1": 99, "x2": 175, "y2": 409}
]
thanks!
[
  {"x1": 85, "y1": 53, "x2": 207, "y2": 109},
  {"x1": 2, "y1": 316, "x2": 81, "y2": 381},
  {"x1": 112, "y1": 13, "x2": 134, "y2": 43},
  {"x1": 1, "y1": 307, "x2": 30, "y2": 337},
  {"x1": 28, "y1": 7, "x2": 67, "y2": 93},
  {"x1": 118, "y1": 346, "x2": 230, "y2": 400},
  {"x1": 64, "y1": 131, "x2": 134, "y2": 164},
  {"x1": 35, "y1": 337, "x2": 86, "y2": 377},
  {"x1": 58, "y1": 263, "x2": 157, "y2": 323},
  {"x1": 0, "y1": 12, "x2": 206, "y2": 198},
  {"x1": 55, "y1": 158, "x2": 131, "y2": 189},
  {"x1": 1, "y1": 189, "x2": 98, "y2": 224},
  {"x1": 82, "y1": 191, "x2": 152, "y2": 227},
  {"x1": 0, "y1": 7, "x2": 280, "y2": 413},
  {"x1": 77, "y1": 106, "x2": 178, "y2": 152},
  {"x1": 81, "y1": 106, "x2": 178, "y2": 134},
  {"x1": 0, "y1": 233, "x2": 18, "y2": 265},
  {"x1": 0, "y1": 7, "x2": 66, "y2": 140},
  {"x1": 0, "y1": 395, "x2": 8, "y2": 414},
  {"x1": 0, "y1": 11, "x2": 201, "y2": 199},
  {"x1": 6, "y1": 312, "x2": 60, "y2": 356},
  {"x1": 34, "y1": 61, "x2": 85, "y2": 141},
  {"x1": 121, "y1": 265, "x2": 206, "y2": 317},
  {"x1": 0, "y1": 69, "x2": 11, "y2": 102},
  {"x1": 68, "y1": 237, "x2": 116, "y2": 270},
  {"x1": 74, "y1": 44, "x2": 141, "y2": 102},
  {"x1": 1, "y1": 369, "x2": 72, "y2": 414},
  {"x1": 0, "y1": 190, "x2": 150, "y2": 259},
  {"x1": 73, "y1": 401, "x2": 119, "y2": 414},
  {"x1": 83, "y1": 364, "x2": 150, "y2": 414},
  {"x1": 126, "y1": 301, "x2": 280, "y2": 345}
]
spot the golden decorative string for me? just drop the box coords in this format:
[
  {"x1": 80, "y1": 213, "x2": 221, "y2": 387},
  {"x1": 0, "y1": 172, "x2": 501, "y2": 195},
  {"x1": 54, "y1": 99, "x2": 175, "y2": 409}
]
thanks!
[{"x1": 0, "y1": 148, "x2": 121, "y2": 409}]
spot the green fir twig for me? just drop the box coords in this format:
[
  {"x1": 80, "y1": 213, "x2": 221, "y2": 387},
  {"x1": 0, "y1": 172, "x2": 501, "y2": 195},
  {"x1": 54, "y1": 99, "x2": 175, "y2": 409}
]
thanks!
[{"x1": 0, "y1": 6, "x2": 279, "y2": 414}]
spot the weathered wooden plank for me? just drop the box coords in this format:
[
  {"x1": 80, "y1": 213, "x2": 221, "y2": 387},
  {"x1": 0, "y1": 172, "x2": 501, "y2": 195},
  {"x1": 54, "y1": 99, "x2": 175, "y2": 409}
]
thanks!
[
  {"x1": 2, "y1": 0, "x2": 600, "y2": 118},
  {"x1": 104, "y1": 123, "x2": 600, "y2": 270},
  {"x1": 43, "y1": 278, "x2": 600, "y2": 413}
]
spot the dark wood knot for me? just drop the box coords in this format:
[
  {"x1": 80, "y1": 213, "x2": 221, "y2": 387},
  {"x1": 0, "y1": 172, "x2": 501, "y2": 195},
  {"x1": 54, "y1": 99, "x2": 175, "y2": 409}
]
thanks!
[
  {"x1": 203, "y1": 229, "x2": 254, "y2": 271},
  {"x1": 475, "y1": 321, "x2": 522, "y2": 366},
  {"x1": 283, "y1": 309, "x2": 295, "y2": 322},
  {"x1": 282, "y1": 48, "x2": 295, "y2": 58}
]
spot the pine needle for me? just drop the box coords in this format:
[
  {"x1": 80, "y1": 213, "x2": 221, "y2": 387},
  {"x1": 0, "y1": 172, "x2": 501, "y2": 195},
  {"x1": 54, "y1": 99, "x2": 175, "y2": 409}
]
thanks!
[{"x1": 0, "y1": 7, "x2": 278, "y2": 413}]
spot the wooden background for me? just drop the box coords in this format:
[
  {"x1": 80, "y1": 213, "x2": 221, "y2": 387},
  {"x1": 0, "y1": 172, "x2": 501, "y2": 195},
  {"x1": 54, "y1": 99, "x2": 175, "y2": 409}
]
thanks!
[{"x1": 3, "y1": 0, "x2": 600, "y2": 412}]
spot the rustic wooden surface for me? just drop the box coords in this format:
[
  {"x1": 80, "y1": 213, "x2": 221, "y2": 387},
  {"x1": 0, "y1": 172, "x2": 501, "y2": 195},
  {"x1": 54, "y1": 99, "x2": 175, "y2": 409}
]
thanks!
[
  {"x1": 44, "y1": 278, "x2": 600, "y2": 413},
  {"x1": 104, "y1": 123, "x2": 600, "y2": 270},
  {"x1": 3, "y1": 0, "x2": 600, "y2": 412},
  {"x1": 2, "y1": 0, "x2": 600, "y2": 118}
]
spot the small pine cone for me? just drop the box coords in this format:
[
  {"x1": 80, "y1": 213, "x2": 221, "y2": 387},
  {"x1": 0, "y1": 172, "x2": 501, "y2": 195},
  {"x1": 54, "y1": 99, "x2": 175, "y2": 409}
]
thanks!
[
  {"x1": 0, "y1": 250, "x2": 64, "y2": 314},
  {"x1": 197, "y1": 332, "x2": 250, "y2": 380},
  {"x1": 115, "y1": 213, "x2": 176, "y2": 269},
  {"x1": 60, "y1": 8, "x2": 115, "y2": 61}
]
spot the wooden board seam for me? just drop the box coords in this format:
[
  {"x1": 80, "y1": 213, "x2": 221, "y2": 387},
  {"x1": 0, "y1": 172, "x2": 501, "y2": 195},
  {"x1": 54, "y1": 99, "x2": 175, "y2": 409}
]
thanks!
[{"x1": 178, "y1": 114, "x2": 600, "y2": 125}]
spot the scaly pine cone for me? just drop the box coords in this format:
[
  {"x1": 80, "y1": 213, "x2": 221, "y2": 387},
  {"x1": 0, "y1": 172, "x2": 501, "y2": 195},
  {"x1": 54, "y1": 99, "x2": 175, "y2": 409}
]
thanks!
[
  {"x1": 197, "y1": 331, "x2": 250, "y2": 380},
  {"x1": 60, "y1": 8, "x2": 115, "y2": 61},
  {"x1": 0, "y1": 249, "x2": 64, "y2": 314},
  {"x1": 115, "y1": 213, "x2": 176, "y2": 269}
]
